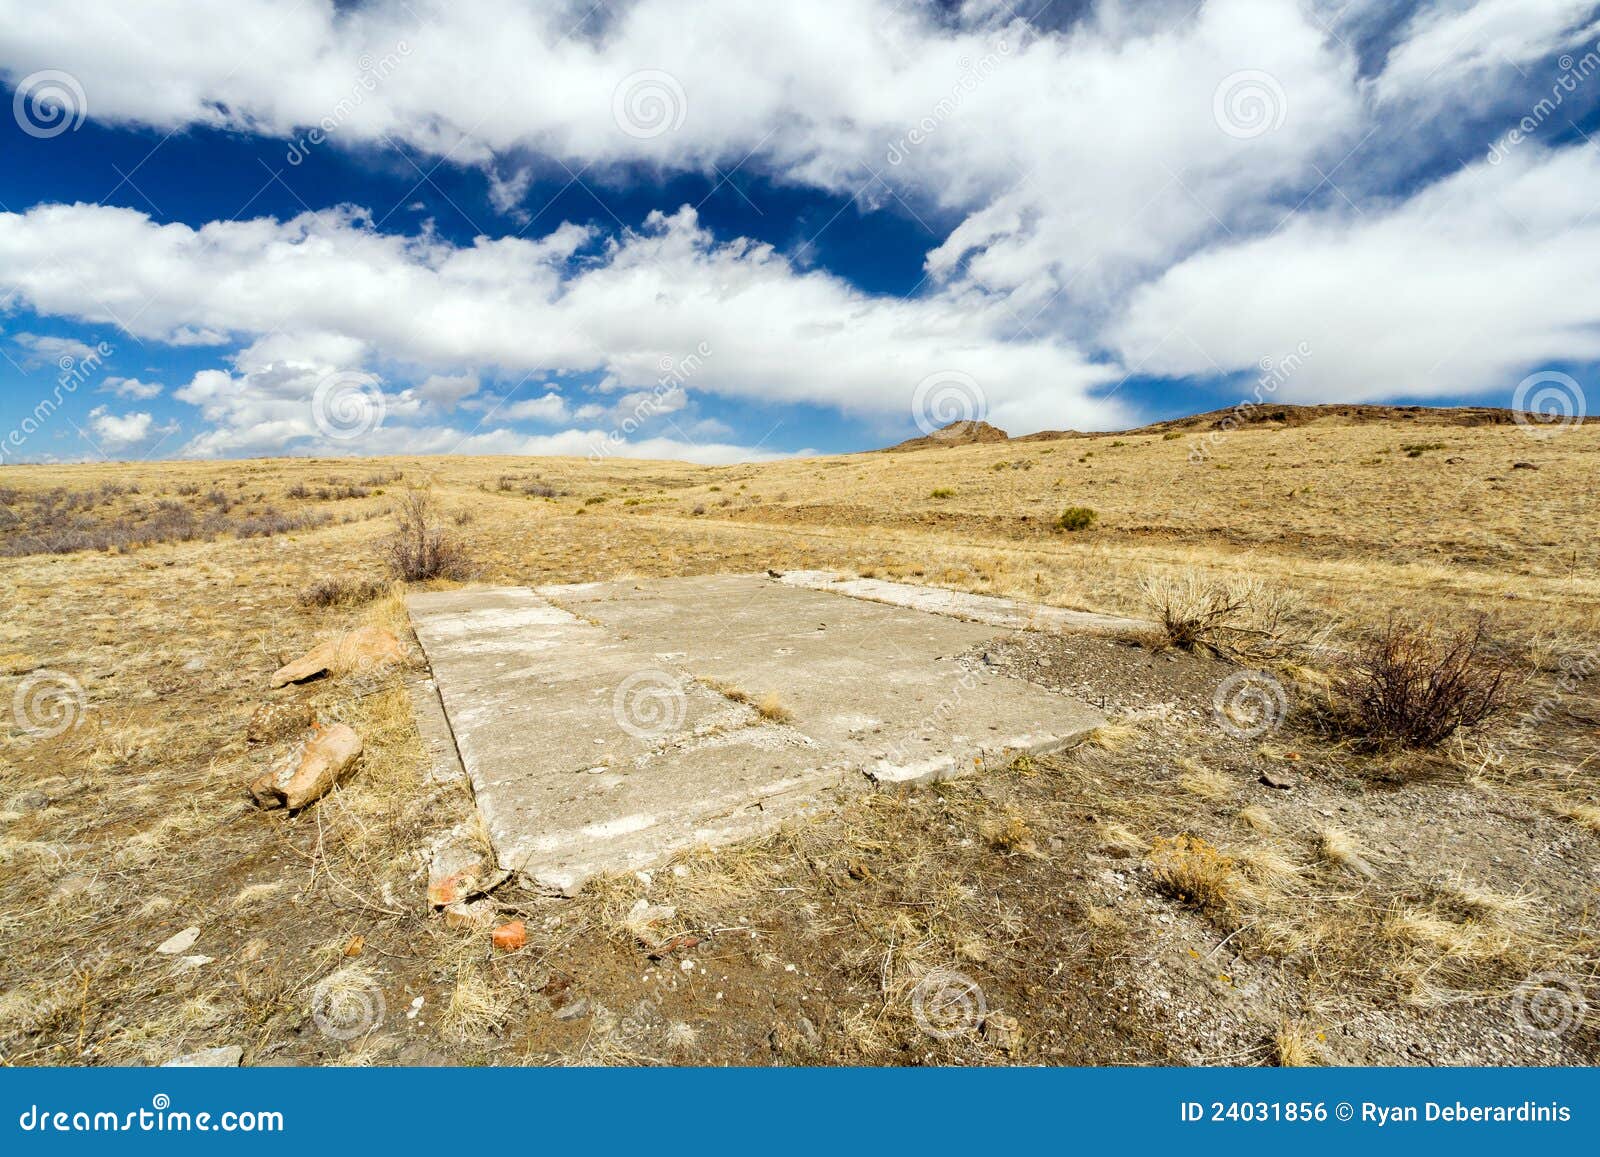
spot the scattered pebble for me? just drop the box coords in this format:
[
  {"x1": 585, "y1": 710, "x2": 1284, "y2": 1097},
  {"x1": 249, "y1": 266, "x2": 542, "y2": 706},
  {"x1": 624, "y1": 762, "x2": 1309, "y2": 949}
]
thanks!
[
  {"x1": 553, "y1": 997, "x2": 590, "y2": 1021},
  {"x1": 162, "y1": 1046, "x2": 242, "y2": 1068}
]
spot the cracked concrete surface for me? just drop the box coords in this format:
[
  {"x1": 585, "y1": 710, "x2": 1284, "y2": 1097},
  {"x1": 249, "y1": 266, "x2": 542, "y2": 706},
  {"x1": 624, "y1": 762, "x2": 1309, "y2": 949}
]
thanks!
[{"x1": 409, "y1": 574, "x2": 1105, "y2": 893}]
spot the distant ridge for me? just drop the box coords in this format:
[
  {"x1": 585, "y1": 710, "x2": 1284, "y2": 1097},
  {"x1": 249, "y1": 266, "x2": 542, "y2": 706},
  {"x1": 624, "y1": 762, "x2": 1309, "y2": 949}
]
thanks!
[
  {"x1": 1121, "y1": 403, "x2": 1555, "y2": 435},
  {"x1": 883, "y1": 419, "x2": 1011, "y2": 451},
  {"x1": 884, "y1": 404, "x2": 1576, "y2": 451}
]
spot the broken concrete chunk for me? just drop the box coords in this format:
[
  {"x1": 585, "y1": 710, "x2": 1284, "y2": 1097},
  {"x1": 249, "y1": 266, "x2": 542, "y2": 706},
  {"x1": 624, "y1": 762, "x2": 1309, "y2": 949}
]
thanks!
[
  {"x1": 248, "y1": 723, "x2": 363, "y2": 810},
  {"x1": 162, "y1": 1046, "x2": 243, "y2": 1067},
  {"x1": 269, "y1": 626, "x2": 407, "y2": 689},
  {"x1": 246, "y1": 701, "x2": 316, "y2": 743},
  {"x1": 426, "y1": 836, "x2": 507, "y2": 907}
]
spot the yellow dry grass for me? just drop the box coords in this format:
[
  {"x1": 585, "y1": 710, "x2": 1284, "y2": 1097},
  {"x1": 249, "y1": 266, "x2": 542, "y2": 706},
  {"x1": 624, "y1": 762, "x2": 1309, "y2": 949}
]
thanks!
[{"x1": 1, "y1": 417, "x2": 1596, "y2": 1066}]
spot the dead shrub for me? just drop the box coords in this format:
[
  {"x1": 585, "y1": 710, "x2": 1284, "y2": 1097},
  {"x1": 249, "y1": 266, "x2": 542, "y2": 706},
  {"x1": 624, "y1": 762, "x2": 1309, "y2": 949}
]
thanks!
[
  {"x1": 1139, "y1": 569, "x2": 1304, "y2": 656},
  {"x1": 383, "y1": 489, "x2": 470, "y2": 582},
  {"x1": 1331, "y1": 619, "x2": 1509, "y2": 749}
]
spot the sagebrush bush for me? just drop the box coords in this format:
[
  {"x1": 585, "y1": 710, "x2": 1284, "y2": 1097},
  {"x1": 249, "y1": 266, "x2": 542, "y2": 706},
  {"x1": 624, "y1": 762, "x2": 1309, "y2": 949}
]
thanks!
[
  {"x1": 1332, "y1": 619, "x2": 1509, "y2": 749},
  {"x1": 1056, "y1": 505, "x2": 1098, "y2": 531},
  {"x1": 384, "y1": 489, "x2": 470, "y2": 582}
]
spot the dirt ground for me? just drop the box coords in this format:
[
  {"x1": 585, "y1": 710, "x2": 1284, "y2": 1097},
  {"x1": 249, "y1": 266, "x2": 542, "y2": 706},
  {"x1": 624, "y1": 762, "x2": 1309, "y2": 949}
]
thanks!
[{"x1": 1, "y1": 415, "x2": 1597, "y2": 1066}]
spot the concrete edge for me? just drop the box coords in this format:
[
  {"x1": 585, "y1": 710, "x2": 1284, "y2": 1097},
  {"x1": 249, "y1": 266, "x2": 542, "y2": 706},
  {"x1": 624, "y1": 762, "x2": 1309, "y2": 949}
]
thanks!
[
  {"x1": 774, "y1": 570, "x2": 1152, "y2": 637},
  {"x1": 869, "y1": 727, "x2": 1099, "y2": 787}
]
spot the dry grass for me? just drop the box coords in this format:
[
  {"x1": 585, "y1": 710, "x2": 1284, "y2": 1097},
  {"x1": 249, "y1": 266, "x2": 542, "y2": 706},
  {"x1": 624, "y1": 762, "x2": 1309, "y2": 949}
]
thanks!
[
  {"x1": 1177, "y1": 759, "x2": 1232, "y2": 802},
  {"x1": 1139, "y1": 569, "x2": 1306, "y2": 656},
  {"x1": 443, "y1": 964, "x2": 510, "y2": 1042},
  {"x1": 1, "y1": 418, "x2": 1597, "y2": 1067},
  {"x1": 1146, "y1": 835, "x2": 1239, "y2": 916},
  {"x1": 1564, "y1": 804, "x2": 1600, "y2": 834},
  {"x1": 755, "y1": 693, "x2": 794, "y2": 724},
  {"x1": 1273, "y1": 1021, "x2": 1322, "y2": 1067},
  {"x1": 1316, "y1": 828, "x2": 1377, "y2": 878}
]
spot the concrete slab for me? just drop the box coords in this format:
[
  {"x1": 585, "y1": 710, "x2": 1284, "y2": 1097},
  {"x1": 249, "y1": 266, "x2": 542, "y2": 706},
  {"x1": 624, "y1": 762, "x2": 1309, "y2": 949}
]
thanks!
[
  {"x1": 776, "y1": 570, "x2": 1152, "y2": 637},
  {"x1": 410, "y1": 575, "x2": 1104, "y2": 893}
]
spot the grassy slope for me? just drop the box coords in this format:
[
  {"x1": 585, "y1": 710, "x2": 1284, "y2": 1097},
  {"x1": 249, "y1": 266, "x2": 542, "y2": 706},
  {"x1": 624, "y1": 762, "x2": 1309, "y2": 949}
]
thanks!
[{"x1": 1, "y1": 419, "x2": 1596, "y2": 1065}]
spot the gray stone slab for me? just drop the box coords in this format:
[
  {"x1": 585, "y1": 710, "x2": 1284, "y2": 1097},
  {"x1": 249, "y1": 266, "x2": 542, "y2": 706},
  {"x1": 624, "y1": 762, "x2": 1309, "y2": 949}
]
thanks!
[{"x1": 410, "y1": 576, "x2": 1104, "y2": 893}]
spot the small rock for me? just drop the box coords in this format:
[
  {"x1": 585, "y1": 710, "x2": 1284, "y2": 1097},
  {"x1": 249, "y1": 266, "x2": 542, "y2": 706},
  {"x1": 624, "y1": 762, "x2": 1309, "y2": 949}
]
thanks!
[
  {"x1": 248, "y1": 723, "x2": 363, "y2": 810},
  {"x1": 156, "y1": 927, "x2": 200, "y2": 955},
  {"x1": 179, "y1": 955, "x2": 215, "y2": 968},
  {"x1": 442, "y1": 898, "x2": 496, "y2": 929},
  {"x1": 491, "y1": 920, "x2": 527, "y2": 952},
  {"x1": 1259, "y1": 770, "x2": 1296, "y2": 790},
  {"x1": 406, "y1": 996, "x2": 425, "y2": 1020},
  {"x1": 183, "y1": 657, "x2": 208, "y2": 672},
  {"x1": 1445, "y1": 456, "x2": 1465, "y2": 464},
  {"x1": 982, "y1": 1012, "x2": 1022, "y2": 1053},
  {"x1": 163, "y1": 1046, "x2": 243, "y2": 1067},
  {"x1": 246, "y1": 701, "x2": 316, "y2": 744},
  {"x1": 796, "y1": 1016, "x2": 820, "y2": 1049},
  {"x1": 625, "y1": 897, "x2": 678, "y2": 933},
  {"x1": 269, "y1": 626, "x2": 407, "y2": 689},
  {"x1": 1511, "y1": 461, "x2": 1539, "y2": 470},
  {"x1": 553, "y1": 997, "x2": 590, "y2": 1021}
]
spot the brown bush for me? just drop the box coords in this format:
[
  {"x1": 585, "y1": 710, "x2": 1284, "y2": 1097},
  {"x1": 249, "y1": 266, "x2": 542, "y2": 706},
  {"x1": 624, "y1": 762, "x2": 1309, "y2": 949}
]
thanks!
[
  {"x1": 1333, "y1": 619, "x2": 1509, "y2": 749},
  {"x1": 383, "y1": 489, "x2": 470, "y2": 582},
  {"x1": 299, "y1": 575, "x2": 389, "y2": 608}
]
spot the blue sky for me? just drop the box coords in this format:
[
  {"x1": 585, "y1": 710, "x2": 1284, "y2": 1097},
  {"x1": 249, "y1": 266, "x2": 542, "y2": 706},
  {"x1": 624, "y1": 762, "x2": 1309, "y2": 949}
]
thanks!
[{"x1": 1, "y1": 0, "x2": 1598, "y2": 465}]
